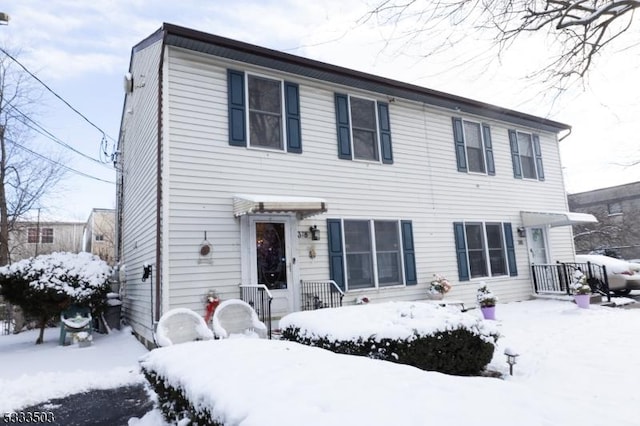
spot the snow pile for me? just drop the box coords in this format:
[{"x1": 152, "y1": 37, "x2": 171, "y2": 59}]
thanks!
[
  {"x1": 0, "y1": 252, "x2": 111, "y2": 300},
  {"x1": 279, "y1": 301, "x2": 499, "y2": 343}
]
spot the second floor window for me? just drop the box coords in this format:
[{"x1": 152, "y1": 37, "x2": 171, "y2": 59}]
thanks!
[
  {"x1": 452, "y1": 117, "x2": 495, "y2": 175},
  {"x1": 248, "y1": 75, "x2": 283, "y2": 149},
  {"x1": 27, "y1": 227, "x2": 54, "y2": 244},
  {"x1": 335, "y1": 93, "x2": 394, "y2": 164},
  {"x1": 509, "y1": 129, "x2": 545, "y2": 181}
]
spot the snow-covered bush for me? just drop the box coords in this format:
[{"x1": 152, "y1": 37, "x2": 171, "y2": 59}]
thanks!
[
  {"x1": 570, "y1": 270, "x2": 591, "y2": 295},
  {"x1": 0, "y1": 252, "x2": 111, "y2": 344},
  {"x1": 280, "y1": 302, "x2": 499, "y2": 376}
]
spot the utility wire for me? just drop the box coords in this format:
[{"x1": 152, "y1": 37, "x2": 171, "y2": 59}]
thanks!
[
  {"x1": 7, "y1": 103, "x2": 111, "y2": 168},
  {"x1": 0, "y1": 47, "x2": 117, "y2": 143},
  {"x1": 7, "y1": 138, "x2": 115, "y2": 184}
]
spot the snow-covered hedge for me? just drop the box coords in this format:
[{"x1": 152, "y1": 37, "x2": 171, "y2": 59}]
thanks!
[
  {"x1": 142, "y1": 339, "x2": 510, "y2": 425},
  {"x1": 0, "y1": 252, "x2": 111, "y2": 343},
  {"x1": 280, "y1": 302, "x2": 500, "y2": 376}
]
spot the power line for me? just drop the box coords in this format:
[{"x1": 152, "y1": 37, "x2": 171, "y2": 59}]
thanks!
[
  {"x1": 7, "y1": 103, "x2": 112, "y2": 168},
  {"x1": 6, "y1": 138, "x2": 115, "y2": 184},
  {"x1": 0, "y1": 47, "x2": 117, "y2": 144}
]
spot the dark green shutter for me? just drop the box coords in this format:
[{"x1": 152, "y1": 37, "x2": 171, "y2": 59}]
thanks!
[
  {"x1": 503, "y1": 223, "x2": 518, "y2": 276},
  {"x1": 285, "y1": 82, "x2": 302, "y2": 153},
  {"x1": 378, "y1": 102, "x2": 393, "y2": 164},
  {"x1": 482, "y1": 124, "x2": 495, "y2": 176},
  {"x1": 508, "y1": 129, "x2": 522, "y2": 179},
  {"x1": 453, "y1": 222, "x2": 470, "y2": 281},
  {"x1": 532, "y1": 134, "x2": 544, "y2": 181},
  {"x1": 327, "y1": 219, "x2": 345, "y2": 290},
  {"x1": 227, "y1": 69, "x2": 246, "y2": 146},
  {"x1": 452, "y1": 117, "x2": 467, "y2": 172},
  {"x1": 401, "y1": 220, "x2": 417, "y2": 285},
  {"x1": 335, "y1": 93, "x2": 352, "y2": 160}
]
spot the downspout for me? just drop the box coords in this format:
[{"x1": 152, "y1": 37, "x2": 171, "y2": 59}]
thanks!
[
  {"x1": 155, "y1": 29, "x2": 168, "y2": 323},
  {"x1": 558, "y1": 127, "x2": 572, "y2": 142}
]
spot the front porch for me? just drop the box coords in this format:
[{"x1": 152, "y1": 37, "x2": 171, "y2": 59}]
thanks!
[
  {"x1": 239, "y1": 280, "x2": 344, "y2": 339},
  {"x1": 530, "y1": 261, "x2": 611, "y2": 302}
]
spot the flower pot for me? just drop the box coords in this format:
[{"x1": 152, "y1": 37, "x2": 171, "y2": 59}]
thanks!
[
  {"x1": 481, "y1": 306, "x2": 496, "y2": 320},
  {"x1": 574, "y1": 294, "x2": 590, "y2": 309}
]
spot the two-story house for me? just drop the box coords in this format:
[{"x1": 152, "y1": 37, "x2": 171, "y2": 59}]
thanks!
[
  {"x1": 116, "y1": 23, "x2": 596, "y2": 347},
  {"x1": 569, "y1": 181, "x2": 640, "y2": 259},
  {"x1": 9, "y1": 221, "x2": 84, "y2": 262},
  {"x1": 82, "y1": 208, "x2": 116, "y2": 265}
]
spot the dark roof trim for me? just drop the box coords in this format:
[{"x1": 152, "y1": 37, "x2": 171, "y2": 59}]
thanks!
[{"x1": 157, "y1": 23, "x2": 570, "y2": 134}]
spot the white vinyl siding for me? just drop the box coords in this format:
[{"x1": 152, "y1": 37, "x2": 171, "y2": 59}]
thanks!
[{"x1": 118, "y1": 44, "x2": 575, "y2": 333}]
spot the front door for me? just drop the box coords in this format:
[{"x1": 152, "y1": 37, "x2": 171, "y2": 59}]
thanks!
[
  {"x1": 527, "y1": 227, "x2": 549, "y2": 264},
  {"x1": 249, "y1": 217, "x2": 295, "y2": 316}
]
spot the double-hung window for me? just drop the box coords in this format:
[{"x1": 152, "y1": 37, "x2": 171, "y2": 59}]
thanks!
[
  {"x1": 335, "y1": 94, "x2": 393, "y2": 163},
  {"x1": 509, "y1": 129, "x2": 544, "y2": 181},
  {"x1": 227, "y1": 69, "x2": 302, "y2": 153},
  {"x1": 27, "y1": 227, "x2": 54, "y2": 244},
  {"x1": 327, "y1": 219, "x2": 417, "y2": 290},
  {"x1": 453, "y1": 221, "x2": 517, "y2": 281},
  {"x1": 452, "y1": 117, "x2": 495, "y2": 175},
  {"x1": 247, "y1": 75, "x2": 283, "y2": 149}
]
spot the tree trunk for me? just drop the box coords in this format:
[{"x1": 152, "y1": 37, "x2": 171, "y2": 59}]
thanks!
[{"x1": 35, "y1": 316, "x2": 47, "y2": 344}]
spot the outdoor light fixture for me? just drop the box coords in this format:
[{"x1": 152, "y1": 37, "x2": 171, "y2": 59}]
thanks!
[
  {"x1": 0, "y1": 13, "x2": 9, "y2": 25},
  {"x1": 517, "y1": 227, "x2": 526, "y2": 238},
  {"x1": 504, "y1": 347, "x2": 520, "y2": 376},
  {"x1": 309, "y1": 225, "x2": 320, "y2": 241}
]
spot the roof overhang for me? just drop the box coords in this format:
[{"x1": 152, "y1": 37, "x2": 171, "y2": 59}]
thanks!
[
  {"x1": 520, "y1": 211, "x2": 598, "y2": 228},
  {"x1": 233, "y1": 194, "x2": 327, "y2": 219}
]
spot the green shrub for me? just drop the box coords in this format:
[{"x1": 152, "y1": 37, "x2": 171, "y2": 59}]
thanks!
[
  {"x1": 142, "y1": 368, "x2": 222, "y2": 426},
  {"x1": 281, "y1": 325, "x2": 497, "y2": 376},
  {"x1": 0, "y1": 252, "x2": 111, "y2": 344}
]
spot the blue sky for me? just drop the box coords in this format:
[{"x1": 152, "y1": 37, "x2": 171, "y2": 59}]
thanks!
[{"x1": 1, "y1": 0, "x2": 639, "y2": 221}]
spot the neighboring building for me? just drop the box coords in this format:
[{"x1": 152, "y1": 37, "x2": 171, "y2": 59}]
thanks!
[
  {"x1": 568, "y1": 181, "x2": 640, "y2": 259},
  {"x1": 9, "y1": 221, "x2": 84, "y2": 261},
  {"x1": 82, "y1": 208, "x2": 116, "y2": 265},
  {"x1": 116, "y1": 24, "x2": 595, "y2": 347}
]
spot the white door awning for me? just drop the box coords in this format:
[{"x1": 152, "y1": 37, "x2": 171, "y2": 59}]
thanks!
[
  {"x1": 520, "y1": 211, "x2": 598, "y2": 228},
  {"x1": 233, "y1": 194, "x2": 327, "y2": 218}
]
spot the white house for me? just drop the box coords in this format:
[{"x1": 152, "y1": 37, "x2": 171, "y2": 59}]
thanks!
[{"x1": 116, "y1": 23, "x2": 595, "y2": 347}]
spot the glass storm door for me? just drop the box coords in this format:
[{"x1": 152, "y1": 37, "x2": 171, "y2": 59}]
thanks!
[
  {"x1": 255, "y1": 222, "x2": 288, "y2": 290},
  {"x1": 528, "y1": 227, "x2": 549, "y2": 264},
  {"x1": 250, "y1": 219, "x2": 295, "y2": 315}
]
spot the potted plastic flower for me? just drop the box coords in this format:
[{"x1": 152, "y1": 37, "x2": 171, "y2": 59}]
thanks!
[
  {"x1": 477, "y1": 283, "x2": 497, "y2": 320},
  {"x1": 571, "y1": 270, "x2": 591, "y2": 309},
  {"x1": 72, "y1": 331, "x2": 93, "y2": 348},
  {"x1": 428, "y1": 274, "x2": 452, "y2": 300}
]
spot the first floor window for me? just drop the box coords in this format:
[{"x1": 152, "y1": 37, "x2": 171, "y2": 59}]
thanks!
[
  {"x1": 27, "y1": 228, "x2": 38, "y2": 243},
  {"x1": 455, "y1": 221, "x2": 512, "y2": 280},
  {"x1": 343, "y1": 220, "x2": 403, "y2": 290}
]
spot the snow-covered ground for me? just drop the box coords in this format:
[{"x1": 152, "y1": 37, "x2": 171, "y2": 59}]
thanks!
[{"x1": 1, "y1": 298, "x2": 639, "y2": 425}]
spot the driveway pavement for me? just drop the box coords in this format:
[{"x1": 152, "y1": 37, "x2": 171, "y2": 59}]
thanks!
[{"x1": 6, "y1": 384, "x2": 154, "y2": 426}]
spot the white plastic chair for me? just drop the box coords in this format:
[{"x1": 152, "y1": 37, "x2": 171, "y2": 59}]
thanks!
[
  {"x1": 155, "y1": 308, "x2": 214, "y2": 347},
  {"x1": 212, "y1": 299, "x2": 268, "y2": 339}
]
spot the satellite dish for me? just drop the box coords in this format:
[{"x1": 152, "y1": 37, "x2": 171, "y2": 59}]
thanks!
[{"x1": 123, "y1": 72, "x2": 133, "y2": 93}]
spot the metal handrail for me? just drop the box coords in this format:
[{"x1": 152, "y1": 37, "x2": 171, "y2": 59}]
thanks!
[
  {"x1": 239, "y1": 284, "x2": 274, "y2": 338},
  {"x1": 300, "y1": 280, "x2": 344, "y2": 310}
]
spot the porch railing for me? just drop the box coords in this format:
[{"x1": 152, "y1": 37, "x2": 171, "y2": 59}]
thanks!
[
  {"x1": 239, "y1": 284, "x2": 273, "y2": 339},
  {"x1": 531, "y1": 262, "x2": 611, "y2": 302},
  {"x1": 300, "y1": 280, "x2": 344, "y2": 311},
  {"x1": 0, "y1": 299, "x2": 12, "y2": 335}
]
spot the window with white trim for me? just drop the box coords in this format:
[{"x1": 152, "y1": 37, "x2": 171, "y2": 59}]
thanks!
[
  {"x1": 464, "y1": 222, "x2": 508, "y2": 278},
  {"x1": 350, "y1": 97, "x2": 379, "y2": 161},
  {"x1": 344, "y1": 219, "x2": 402, "y2": 290},
  {"x1": 27, "y1": 227, "x2": 54, "y2": 244},
  {"x1": 517, "y1": 132, "x2": 537, "y2": 179},
  {"x1": 247, "y1": 74, "x2": 283, "y2": 150},
  {"x1": 463, "y1": 121, "x2": 486, "y2": 173}
]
